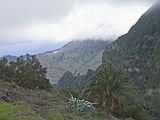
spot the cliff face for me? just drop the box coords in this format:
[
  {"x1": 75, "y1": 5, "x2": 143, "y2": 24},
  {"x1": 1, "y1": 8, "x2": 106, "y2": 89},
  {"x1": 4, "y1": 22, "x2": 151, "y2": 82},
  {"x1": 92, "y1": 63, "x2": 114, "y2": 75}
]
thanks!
[{"x1": 102, "y1": 2, "x2": 160, "y2": 89}]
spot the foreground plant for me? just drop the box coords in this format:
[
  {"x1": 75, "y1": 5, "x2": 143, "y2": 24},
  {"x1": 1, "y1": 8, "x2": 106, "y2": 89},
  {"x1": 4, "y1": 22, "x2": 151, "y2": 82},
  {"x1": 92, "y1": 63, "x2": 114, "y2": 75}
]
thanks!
[{"x1": 66, "y1": 94, "x2": 94, "y2": 115}]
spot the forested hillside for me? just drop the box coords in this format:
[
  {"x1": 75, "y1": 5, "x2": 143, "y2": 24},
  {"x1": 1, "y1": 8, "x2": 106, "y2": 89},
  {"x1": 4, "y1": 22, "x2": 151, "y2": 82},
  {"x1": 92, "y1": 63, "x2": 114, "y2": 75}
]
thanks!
[
  {"x1": 103, "y1": 2, "x2": 160, "y2": 89},
  {"x1": 102, "y1": 2, "x2": 160, "y2": 118}
]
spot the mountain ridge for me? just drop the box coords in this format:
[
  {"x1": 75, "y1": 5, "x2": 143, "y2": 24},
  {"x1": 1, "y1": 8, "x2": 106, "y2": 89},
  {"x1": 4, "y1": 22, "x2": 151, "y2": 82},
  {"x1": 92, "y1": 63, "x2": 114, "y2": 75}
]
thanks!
[
  {"x1": 102, "y1": 2, "x2": 160, "y2": 89},
  {"x1": 1, "y1": 40, "x2": 109, "y2": 84},
  {"x1": 37, "y1": 39, "x2": 109, "y2": 84},
  {"x1": 0, "y1": 55, "x2": 17, "y2": 62}
]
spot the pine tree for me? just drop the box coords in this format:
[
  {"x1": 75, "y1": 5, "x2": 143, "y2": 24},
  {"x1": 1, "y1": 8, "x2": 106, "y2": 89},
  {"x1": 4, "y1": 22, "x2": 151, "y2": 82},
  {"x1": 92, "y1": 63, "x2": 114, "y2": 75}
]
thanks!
[
  {"x1": 12, "y1": 54, "x2": 51, "y2": 90},
  {"x1": 0, "y1": 54, "x2": 51, "y2": 90}
]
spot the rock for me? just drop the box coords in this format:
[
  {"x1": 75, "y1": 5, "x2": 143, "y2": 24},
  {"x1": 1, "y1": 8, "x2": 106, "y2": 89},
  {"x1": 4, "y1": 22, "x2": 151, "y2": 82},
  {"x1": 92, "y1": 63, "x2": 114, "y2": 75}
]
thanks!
[{"x1": 0, "y1": 95, "x2": 10, "y2": 102}]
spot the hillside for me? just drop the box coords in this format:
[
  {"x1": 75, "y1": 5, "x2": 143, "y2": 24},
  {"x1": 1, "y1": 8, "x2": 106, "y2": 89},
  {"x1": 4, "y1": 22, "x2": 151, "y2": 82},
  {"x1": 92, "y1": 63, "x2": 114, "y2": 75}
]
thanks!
[
  {"x1": 0, "y1": 80, "x2": 119, "y2": 120},
  {"x1": 102, "y1": 2, "x2": 160, "y2": 118},
  {"x1": 102, "y1": 2, "x2": 160, "y2": 89},
  {"x1": 0, "y1": 79, "x2": 65, "y2": 119},
  {"x1": 56, "y1": 69, "x2": 94, "y2": 91},
  {"x1": 37, "y1": 40, "x2": 108, "y2": 84}
]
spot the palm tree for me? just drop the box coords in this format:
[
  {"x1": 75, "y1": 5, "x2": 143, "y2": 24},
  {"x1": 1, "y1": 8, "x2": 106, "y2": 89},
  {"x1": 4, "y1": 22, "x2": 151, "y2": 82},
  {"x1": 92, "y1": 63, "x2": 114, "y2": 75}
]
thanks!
[{"x1": 84, "y1": 65, "x2": 135, "y2": 112}]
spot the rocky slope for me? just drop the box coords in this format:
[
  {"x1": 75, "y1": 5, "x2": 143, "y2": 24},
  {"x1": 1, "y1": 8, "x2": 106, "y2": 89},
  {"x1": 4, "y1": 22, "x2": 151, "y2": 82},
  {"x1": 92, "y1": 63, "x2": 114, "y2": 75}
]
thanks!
[
  {"x1": 37, "y1": 40, "x2": 108, "y2": 84},
  {"x1": 0, "y1": 79, "x2": 65, "y2": 119},
  {"x1": 102, "y1": 2, "x2": 160, "y2": 89}
]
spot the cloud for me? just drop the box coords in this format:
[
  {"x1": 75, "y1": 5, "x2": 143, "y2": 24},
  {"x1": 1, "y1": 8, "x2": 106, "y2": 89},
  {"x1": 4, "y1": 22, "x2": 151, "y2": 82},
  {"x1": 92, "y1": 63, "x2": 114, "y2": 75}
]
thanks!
[
  {"x1": 0, "y1": 0, "x2": 155, "y2": 45},
  {"x1": 0, "y1": 0, "x2": 74, "y2": 45},
  {"x1": 11, "y1": 3, "x2": 149, "y2": 42},
  {"x1": 108, "y1": 0, "x2": 157, "y2": 5},
  {"x1": 75, "y1": 0, "x2": 157, "y2": 6},
  {"x1": 0, "y1": 0, "x2": 73, "y2": 26}
]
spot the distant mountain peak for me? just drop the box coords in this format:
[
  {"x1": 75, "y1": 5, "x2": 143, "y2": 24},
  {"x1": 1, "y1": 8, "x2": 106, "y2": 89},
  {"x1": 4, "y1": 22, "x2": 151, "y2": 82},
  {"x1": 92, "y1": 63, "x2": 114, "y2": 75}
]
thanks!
[
  {"x1": 1, "y1": 55, "x2": 17, "y2": 62},
  {"x1": 37, "y1": 39, "x2": 109, "y2": 84}
]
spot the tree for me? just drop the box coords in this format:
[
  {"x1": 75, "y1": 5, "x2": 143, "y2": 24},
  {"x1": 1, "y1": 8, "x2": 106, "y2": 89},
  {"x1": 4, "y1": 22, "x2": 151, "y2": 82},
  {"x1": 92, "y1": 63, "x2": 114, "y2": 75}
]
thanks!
[
  {"x1": 84, "y1": 66, "x2": 135, "y2": 112},
  {"x1": 0, "y1": 58, "x2": 15, "y2": 81},
  {"x1": 0, "y1": 58, "x2": 8, "y2": 80},
  {"x1": 12, "y1": 54, "x2": 51, "y2": 90},
  {"x1": 0, "y1": 54, "x2": 51, "y2": 90}
]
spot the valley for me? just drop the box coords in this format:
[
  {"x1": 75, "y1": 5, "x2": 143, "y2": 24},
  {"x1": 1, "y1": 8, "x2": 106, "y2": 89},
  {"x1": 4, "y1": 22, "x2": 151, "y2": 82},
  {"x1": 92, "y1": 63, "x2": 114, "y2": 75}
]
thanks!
[{"x1": 0, "y1": 1, "x2": 160, "y2": 120}]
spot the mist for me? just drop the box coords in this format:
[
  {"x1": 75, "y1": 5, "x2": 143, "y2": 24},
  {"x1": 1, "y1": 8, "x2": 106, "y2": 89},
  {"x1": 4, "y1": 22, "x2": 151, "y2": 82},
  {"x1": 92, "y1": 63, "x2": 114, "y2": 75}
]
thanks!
[{"x1": 0, "y1": 0, "x2": 157, "y2": 56}]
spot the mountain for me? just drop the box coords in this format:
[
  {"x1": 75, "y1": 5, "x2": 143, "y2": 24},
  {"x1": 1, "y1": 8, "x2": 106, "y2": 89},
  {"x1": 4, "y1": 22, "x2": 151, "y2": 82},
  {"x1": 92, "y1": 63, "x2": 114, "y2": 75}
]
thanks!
[
  {"x1": 37, "y1": 40, "x2": 109, "y2": 84},
  {"x1": 102, "y1": 2, "x2": 160, "y2": 89},
  {"x1": 1, "y1": 55, "x2": 17, "y2": 62}
]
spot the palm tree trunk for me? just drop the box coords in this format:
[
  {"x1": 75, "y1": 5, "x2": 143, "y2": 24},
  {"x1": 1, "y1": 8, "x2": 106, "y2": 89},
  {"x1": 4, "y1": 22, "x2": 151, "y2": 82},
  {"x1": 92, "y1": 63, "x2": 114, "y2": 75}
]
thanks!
[
  {"x1": 111, "y1": 98, "x2": 115, "y2": 112},
  {"x1": 102, "y1": 97, "x2": 109, "y2": 108}
]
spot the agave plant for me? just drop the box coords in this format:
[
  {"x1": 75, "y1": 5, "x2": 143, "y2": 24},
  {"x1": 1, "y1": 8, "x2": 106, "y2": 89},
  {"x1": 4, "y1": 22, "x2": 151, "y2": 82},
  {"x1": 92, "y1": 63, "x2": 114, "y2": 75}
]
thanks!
[{"x1": 65, "y1": 94, "x2": 94, "y2": 115}]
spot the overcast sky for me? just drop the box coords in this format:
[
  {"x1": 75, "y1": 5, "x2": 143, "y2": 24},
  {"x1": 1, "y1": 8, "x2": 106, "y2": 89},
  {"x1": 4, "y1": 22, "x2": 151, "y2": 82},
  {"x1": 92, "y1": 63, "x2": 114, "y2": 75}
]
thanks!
[{"x1": 0, "y1": 0, "x2": 157, "y2": 56}]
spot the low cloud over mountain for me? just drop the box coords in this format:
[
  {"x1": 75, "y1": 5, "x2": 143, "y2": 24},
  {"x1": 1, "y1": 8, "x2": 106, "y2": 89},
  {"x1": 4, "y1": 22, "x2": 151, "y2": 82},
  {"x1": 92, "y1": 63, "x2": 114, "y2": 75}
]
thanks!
[{"x1": 0, "y1": 0, "x2": 156, "y2": 56}]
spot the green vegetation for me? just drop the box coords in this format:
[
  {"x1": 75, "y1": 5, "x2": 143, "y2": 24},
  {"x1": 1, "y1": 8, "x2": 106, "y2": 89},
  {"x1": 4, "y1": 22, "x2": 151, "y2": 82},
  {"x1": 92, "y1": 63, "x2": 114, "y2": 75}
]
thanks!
[
  {"x1": 0, "y1": 101, "x2": 107, "y2": 120},
  {"x1": 0, "y1": 54, "x2": 51, "y2": 90},
  {"x1": 84, "y1": 66, "x2": 135, "y2": 112},
  {"x1": 16, "y1": 116, "x2": 43, "y2": 120},
  {"x1": 115, "y1": 105, "x2": 148, "y2": 120},
  {"x1": 56, "y1": 69, "x2": 94, "y2": 91},
  {"x1": 47, "y1": 109, "x2": 107, "y2": 120},
  {"x1": 0, "y1": 102, "x2": 43, "y2": 120},
  {"x1": 47, "y1": 109, "x2": 64, "y2": 120},
  {"x1": 57, "y1": 66, "x2": 148, "y2": 120},
  {"x1": 102, "y1": 3, "x2": 160, "y2": 119},
  {"x1": 0, "y1": 102, "x2": 25, "y2": 120}
]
